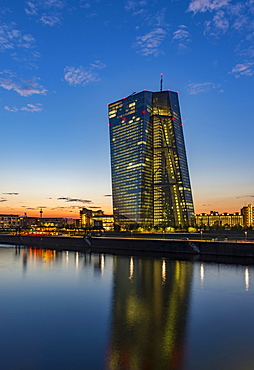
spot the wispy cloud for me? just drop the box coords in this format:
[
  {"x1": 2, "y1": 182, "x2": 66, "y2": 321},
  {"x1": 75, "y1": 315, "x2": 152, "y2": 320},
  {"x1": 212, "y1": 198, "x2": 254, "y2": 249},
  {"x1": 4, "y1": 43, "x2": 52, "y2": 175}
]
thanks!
[
  {"x1": 104, "y1": 194, "x2": 112, "y2": 197},
  {"x1": 5, "y1": 103, "x2": 43, "y2": 112},
  {"x1": 0, "y1": 198, "x2": 7, "y2": 202},
  {"x1": 90, "y1": 60, "x2": 106, "y2": 69},
  {"x1": 187, "y1": 0, "x2": 254, "y2": 41},
  {"x1": 79, "y1": 1, "x2": 91, "y2": 9},
  {"x1": 25, "y1": 1, "x2": 38, "y2": 15},
  {"x1": 236, "y1": 195, "x2": 254, "y2": 199},
  {"x1": 231, "y1": 63, "x2": 254, "y2": 77},
  {"x1": 2, "y1": 192, "x2": 19, "y2": 195},
  {"x1": 0, "y1": 22, "x2": 36, "y2": 53},
  {"x1": 58, "y1": 197, "x2": 92, "y2": 203},
  {"x1": 0, "y1": 71, "x2": 47, "y2": 96},
  {"x1": 40, "y1": 15, "x2": 61, "y2": 26},
  {"x1": 4, "y1": 106, "x2": 19, "y2": 112},
  {"x1": 204, "y1": 10, "x2": 229, "y2": 36},
  {"x1": 187, "y1": 0, "x2": 229, "y2": 14},
  {"x1": 64, "y1": 61, "x2": 106, "y2": 86},
  {"x1": 125, "y1": 0, "x2": 147, "y2": 11},
  {"x1": 232, "y1": 42, "x2": 254, "y2": 78},
  {"x1": 21, "y1": 103, "x2": 43, "y2": 112},
  {"x1": 25, "y1": 0, "x2": 65, "y2": 26},
  {"x1": 187, "y1": 81, "x2": 220, "y2": 94},
  {"x1": 172, "y1": 25, "x2": 191, "y2": 50},
  {"x1": 51, "y1": 206, "x2": 82, "y2": 210},
  {"x1": 134, "y1": 28, "x2": 167, "y2": 56}
]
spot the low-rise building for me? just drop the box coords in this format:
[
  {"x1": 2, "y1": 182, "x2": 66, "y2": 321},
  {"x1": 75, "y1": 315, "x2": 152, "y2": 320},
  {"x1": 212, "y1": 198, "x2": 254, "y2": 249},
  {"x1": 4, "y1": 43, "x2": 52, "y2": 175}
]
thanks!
[
  {"x1": 80, "y1": 208, "x2": 114, "y2": 231},
  {"x1": 0, "y1": 214, "x2": 20, "y2": 228},
  {"x1": 20, "y1": 216, "x2": 80, "y2": 229},
  {"x1": 196, "y1": 211, "x2": 243, "y2": 229}
]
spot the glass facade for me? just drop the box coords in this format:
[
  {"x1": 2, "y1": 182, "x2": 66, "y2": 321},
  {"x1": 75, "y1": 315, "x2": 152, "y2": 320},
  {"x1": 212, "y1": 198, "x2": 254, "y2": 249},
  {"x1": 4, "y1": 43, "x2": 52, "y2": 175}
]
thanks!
[{"x1": 108, "y1": 90, "x2": 195, "y2": 228}]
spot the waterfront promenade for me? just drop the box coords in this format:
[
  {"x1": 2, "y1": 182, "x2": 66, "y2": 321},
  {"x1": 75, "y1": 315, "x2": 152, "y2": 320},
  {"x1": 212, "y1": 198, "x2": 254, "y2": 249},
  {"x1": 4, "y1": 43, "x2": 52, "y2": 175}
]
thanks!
[{"x1": 1, "y1": 233, "x2": 254, "y2": 263}]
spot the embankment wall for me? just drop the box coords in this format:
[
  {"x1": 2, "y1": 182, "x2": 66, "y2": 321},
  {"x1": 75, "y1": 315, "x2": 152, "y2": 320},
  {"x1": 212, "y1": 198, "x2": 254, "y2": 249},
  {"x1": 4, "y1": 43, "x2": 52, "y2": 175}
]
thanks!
[{"x1": 1, "y1": 234, "x2": 254, "y2": 260}]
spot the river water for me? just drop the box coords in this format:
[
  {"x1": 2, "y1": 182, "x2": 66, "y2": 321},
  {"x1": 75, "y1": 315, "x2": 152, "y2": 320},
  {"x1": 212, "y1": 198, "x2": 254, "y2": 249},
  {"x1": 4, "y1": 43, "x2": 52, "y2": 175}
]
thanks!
[{"x1": 1, "y1": 245, "x2": 254, "y2": 370}]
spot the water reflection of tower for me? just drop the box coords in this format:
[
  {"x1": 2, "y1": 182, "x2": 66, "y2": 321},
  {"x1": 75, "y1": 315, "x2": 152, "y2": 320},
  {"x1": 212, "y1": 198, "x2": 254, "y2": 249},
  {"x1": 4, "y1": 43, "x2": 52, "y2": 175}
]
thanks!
[{"x1": 106, "y1": 257, "x2": 193, "y2": 370}]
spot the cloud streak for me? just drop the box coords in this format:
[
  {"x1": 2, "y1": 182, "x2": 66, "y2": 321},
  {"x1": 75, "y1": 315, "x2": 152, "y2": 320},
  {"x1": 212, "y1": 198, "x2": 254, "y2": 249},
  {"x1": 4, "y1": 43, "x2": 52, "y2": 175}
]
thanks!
[
  {"x1": 21, "y1": 103, "x2": 43, "y2": 112},
  {"x1": 0, "y1": 22, "x2": 36, "y2": 52},
  {"x1": 40, "y1": 15, "x2": 61, "y2": 26},
  {"x1": 58, "y1": 197, "x2": 92, "y2": 203},
  {"x1": 0, "y1": 71, "x2": 47, "y2": 96},
  {"x1": 187, "y1": 0, "x2": 254, "y2": 42},
  {"x1": 187, "y1": 0, "x2": 229, "y2": 14},
  {"x1": 134, "y1": 28, "x2": 167, "y2": 56},
  {"x1": 5, "y1": 103, "x2": 43, "y2": 112},
  {"x1": 231, "y1": 63, "x2": 254, "y2": 77},
  {"x1": 2, "y1": 193, "x2": 19, "y2": 195},
  {"x1": 187, "y1": 81, "x2": 220, "y2": 94},
  {"x1": 125, "y1": 0, "x2": 147, "y2": 11},
  {"x1": 172, "y1": 25, "x2": 191, "y2": 50},
  {"x1": 64, "y1": 61, "x2": 106, "y2": 86},
  {"x1": 25, "y1": 0, "x2": 65, "y2": 26}
]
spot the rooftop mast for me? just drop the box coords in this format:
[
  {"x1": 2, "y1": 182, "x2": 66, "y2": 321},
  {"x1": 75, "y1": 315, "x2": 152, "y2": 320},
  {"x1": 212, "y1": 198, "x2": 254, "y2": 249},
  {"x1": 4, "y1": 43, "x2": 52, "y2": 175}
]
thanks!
[{"x1": 160, "y1": 73, "x2": 163, "y2": 92}]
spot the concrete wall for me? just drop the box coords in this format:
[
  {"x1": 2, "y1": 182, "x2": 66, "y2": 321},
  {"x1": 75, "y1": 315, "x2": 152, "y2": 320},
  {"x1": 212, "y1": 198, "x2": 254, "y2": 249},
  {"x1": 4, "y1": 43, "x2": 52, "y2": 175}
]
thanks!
[{"x1": 1, "y1": 234, "x2": 254, "y2": 260}]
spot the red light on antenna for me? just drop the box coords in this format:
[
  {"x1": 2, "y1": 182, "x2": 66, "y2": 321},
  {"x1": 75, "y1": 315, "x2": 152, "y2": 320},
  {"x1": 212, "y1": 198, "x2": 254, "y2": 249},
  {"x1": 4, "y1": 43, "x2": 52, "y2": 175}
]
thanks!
[
  {"x1": 143, "y1": 89, "x2": 147, "y2": 91},
  {"x1": 160, "y1": 73, "x2": 163, "y2": 75},
  {"x1": 176, "y1": 91, "x2": 179, "y2": 94},
  {"x1": 171, "y1": 117, "x2": 175, "y2": 120},
  {"x1": 123, "y1": 97, "x2": 126, "y2": 99},
  {"x1": 167, "y1": 89, "x2": 170, "y2": 92},
  {"x1": 180, "y1": 123, "x2": 183, "y2": 126},
  {"x1": 142, "y1": 110, "x2": 146, "y2": 114},
  {"x1": 123, "y1": 117, "x2": 127, "y2": 120},
  {"x1": 108, "y1": 124, "x2": 111, "y2": 126}
]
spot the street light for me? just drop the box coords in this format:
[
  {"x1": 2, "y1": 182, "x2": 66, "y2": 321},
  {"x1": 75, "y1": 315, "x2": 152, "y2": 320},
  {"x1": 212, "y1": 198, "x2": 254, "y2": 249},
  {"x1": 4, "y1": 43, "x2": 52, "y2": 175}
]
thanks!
[
  {"x1": 200, "y1": 230, "x2": 203, "y2": 240},
  {"x1": 245, "y1": 231, "x2": 248, "y2": 241}
]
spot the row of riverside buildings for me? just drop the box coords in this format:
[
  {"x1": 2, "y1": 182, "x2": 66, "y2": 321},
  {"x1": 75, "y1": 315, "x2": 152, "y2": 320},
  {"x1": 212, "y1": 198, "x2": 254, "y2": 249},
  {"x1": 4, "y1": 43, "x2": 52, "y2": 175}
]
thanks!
[
  {"x1": 0, "y1": 215, "x2": 80, "y2": 230},
  {"x1": 196, "y1": 205, "x2": 254, "y2": 229},
  {"x1": 1, "y1": 205, "x2": 253, "y2": 231},
  {"x1": 1, "y1": 88, "x2": 252, "y2": 232}
]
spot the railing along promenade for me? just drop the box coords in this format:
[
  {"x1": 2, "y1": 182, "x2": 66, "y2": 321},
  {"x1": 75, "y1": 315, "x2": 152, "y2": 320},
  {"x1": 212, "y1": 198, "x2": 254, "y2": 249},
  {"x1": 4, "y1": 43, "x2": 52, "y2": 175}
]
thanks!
[{"x1": 1, "y1": 232, "x2": 254, "y2": 263}]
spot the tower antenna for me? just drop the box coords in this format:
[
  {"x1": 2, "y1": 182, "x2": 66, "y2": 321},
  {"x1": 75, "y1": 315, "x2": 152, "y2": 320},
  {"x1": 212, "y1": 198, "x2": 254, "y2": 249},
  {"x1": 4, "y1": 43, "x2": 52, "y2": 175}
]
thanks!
[{"x1": 160, "y1": 73, "x2": 163, "y2": 92}]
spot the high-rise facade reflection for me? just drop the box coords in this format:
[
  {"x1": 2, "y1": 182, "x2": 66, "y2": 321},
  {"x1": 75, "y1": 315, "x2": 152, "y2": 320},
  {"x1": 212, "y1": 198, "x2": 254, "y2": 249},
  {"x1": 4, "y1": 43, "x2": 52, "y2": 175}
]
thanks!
[{"x1": 106, "y1": 257, "x2": 193, "y2": 369}]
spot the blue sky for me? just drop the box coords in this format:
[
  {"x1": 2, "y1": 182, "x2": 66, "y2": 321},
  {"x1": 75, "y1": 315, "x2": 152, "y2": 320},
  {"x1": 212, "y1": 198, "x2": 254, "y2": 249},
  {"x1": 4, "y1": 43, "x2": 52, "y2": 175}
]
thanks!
[{"x1": 1, "y1": 0, "x2": 254, "y2": 218}]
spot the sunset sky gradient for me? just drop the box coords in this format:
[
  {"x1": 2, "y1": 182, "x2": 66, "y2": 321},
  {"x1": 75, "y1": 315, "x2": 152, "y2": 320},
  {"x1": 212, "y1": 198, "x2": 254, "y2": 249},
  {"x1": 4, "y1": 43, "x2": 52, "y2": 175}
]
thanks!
[{"x1": 1, "y1": 0, "x2": 254, "y2": 218}]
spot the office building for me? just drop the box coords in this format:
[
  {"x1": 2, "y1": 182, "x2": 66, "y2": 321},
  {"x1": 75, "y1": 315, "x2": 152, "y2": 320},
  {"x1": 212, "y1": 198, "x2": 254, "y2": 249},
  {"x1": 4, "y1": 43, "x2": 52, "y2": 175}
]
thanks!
[
  {"x1": 80, "y1": 208, "x2": 114, "y2": 231},
  {"x1": 0, "y1": 214, "x2": 20, "y2": 228},
  {"x1": 241, "y1": 204, "x2": 254, "y2": 228},
  {"x1": 196, "y1": 211, "x2": 243, "y2": 229},
  {"x1": 108, "y1": 90, "x2": 195, "y2": 229}
]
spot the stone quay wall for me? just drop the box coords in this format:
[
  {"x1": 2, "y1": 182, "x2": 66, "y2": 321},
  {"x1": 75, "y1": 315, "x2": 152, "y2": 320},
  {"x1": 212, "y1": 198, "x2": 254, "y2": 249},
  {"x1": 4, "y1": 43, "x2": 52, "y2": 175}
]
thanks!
[{"x1": 1, "y1": 234, "x2": 254, "y2": 260}]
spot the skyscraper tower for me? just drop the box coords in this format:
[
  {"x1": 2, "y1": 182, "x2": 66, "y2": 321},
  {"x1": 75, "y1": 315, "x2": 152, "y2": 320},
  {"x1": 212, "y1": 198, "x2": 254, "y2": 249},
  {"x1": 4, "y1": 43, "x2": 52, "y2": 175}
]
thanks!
[{"x1": 108, "y1": 90, "x2": 195, "y2": 229}]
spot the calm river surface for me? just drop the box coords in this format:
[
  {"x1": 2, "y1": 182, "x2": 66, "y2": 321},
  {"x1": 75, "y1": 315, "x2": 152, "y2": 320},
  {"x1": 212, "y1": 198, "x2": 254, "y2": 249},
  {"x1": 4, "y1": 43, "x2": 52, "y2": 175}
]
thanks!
[{"x1": 1, "y1": 245, "x2": 254, "y2": 370}]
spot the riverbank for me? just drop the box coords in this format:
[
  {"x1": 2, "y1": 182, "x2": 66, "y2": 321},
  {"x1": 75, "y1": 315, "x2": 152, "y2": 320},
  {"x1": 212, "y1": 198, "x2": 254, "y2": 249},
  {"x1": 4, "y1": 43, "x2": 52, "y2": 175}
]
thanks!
[{"x1": 1, "y1": 234, "x2": 254, "y2": 264}]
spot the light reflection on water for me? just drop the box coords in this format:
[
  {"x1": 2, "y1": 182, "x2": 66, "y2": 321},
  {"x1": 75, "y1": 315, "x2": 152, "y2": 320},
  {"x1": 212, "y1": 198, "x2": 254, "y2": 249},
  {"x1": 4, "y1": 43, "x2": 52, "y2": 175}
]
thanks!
[{"x1": 0, "y1": 245, "x2": 254, "y2": 369}]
